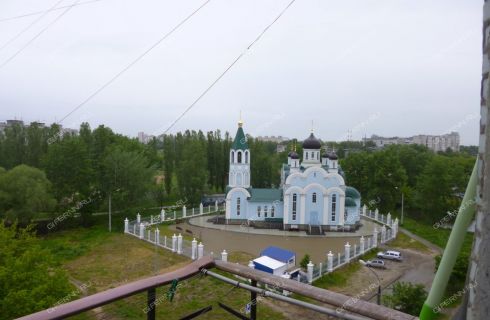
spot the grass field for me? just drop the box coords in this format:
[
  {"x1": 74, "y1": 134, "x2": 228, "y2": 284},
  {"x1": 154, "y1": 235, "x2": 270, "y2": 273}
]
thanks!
[
  {"x1": 40, "y1": 225, "x2": 286, "y2": 320},
  {"x1": 389, "y1": 231, "x2": 431, "y2": 253}
]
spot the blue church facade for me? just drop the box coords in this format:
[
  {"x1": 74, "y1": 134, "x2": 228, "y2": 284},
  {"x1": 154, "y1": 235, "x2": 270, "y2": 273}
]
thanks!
[{"x1": 225, "y1": 120, "x2": 362, "y2": 233}]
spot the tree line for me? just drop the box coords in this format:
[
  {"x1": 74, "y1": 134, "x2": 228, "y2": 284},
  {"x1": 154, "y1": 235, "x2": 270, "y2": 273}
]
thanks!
[{"x1": 0, "y1": 122, "x2": 283, "y2": 228}]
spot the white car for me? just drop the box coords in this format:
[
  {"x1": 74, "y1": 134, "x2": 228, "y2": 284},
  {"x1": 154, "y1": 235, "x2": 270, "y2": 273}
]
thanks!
[
  {"x1": 377, "y1": 250, "x2": 403, "y2": 261},
  {"x1": 365, "y1": 259, "x2": 387, "y2": 269}
]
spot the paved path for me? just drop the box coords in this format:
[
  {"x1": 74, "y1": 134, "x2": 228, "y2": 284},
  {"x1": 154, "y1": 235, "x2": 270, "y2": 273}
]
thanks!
[{"x1": 399, "y1": 227, "x2": 443, "y2": 254}]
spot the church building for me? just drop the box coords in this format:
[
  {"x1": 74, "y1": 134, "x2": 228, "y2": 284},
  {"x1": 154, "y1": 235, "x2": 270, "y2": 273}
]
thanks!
[{"x1": 225, "y1": 120, "x2": 362, "y2": 234}]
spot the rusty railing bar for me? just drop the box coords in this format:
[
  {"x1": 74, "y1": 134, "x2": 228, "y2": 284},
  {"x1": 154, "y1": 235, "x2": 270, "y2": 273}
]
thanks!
[
  {"x1": 17, "y1": 257, "x2": 215, "y2": 320},
  {"x1": 202, "y1": 269, "x2": 369, "y2": 320},
  {"x1": 214, "y1": 260, "x2": 417, "y2": 320}
]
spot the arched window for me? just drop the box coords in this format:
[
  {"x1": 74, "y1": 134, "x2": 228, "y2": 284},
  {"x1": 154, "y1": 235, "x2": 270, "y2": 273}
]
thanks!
[
  {"x1": 305, "y1": 152, "x2": 308, "y2": 160},
  {"x1": 311, "y1": 152, "x2": 314, "y2": 159},
  {"x1": 236, "y1": 197, "x2": 241, "y2": 216},
  {"x1": 231, "y1": 151, "x2": 235, "y2": 163},
  {"x1": 264, "y1": 205, "x2": 268, "y2": 218},
  {"x1": 257, "y1": 206, "x2": 261, "y2": 218},
  {"x1": 271, "y1": 206, "x2": 275, "y2": 218},
  {"x1": 331, "y1": 194, "x2": 337, "y2": 221},
  {"x1": 245, "y1": 151, "x2": 249, "y2": 164},
  {"x1": 312, "y1": 192, "x2": 317, "y2": 203},
  {"x1": 237, "y1": 151, "x2": 242, "y2": 163},
  {"x1": 292, "y1": 194, "x2": 297, "y2": 220}
]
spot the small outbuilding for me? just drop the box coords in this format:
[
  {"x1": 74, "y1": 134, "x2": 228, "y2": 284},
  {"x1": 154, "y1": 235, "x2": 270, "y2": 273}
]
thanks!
[
  {"x1": 252, "y1": 256, "x2": 288, "y2": 276},
  {"x1": 260, "y1": 246, "x2": 296, "y2": 268}
]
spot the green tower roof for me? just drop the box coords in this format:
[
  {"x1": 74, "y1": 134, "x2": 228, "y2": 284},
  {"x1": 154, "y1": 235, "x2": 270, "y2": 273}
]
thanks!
[
  {"x1": 345, "y1": 186, "x2": 361, "y2": 199},
  {"x1": 231, "y1": 126, "x2": 249, "y2": 150}
]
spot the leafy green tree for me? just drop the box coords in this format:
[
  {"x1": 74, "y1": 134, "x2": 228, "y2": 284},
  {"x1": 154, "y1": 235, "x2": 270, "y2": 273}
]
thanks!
[
  {"x1": 383, "y1": 282, "x2": 427, "y2": 316},
  {"x1": 300, "y1": 254, "x2": 311, "y2": 269},
  {"x1": 0, "y1": 222, "x2": 73, "y2": 319},
  {"x1": 0, "y1": 165, "x2": 56, "y2": 224},
  {"x1": 163, "y1": 135, "x2": 175, "y2": 196}
]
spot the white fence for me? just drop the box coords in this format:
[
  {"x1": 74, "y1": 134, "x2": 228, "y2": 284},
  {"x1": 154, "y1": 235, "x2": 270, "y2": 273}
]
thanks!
[
  {"x1": 123, "y1": 203, "x2": 399, "y2": 285},
  {"x1": 307, "y1": 206, "x2": 399, "y2": 283}
]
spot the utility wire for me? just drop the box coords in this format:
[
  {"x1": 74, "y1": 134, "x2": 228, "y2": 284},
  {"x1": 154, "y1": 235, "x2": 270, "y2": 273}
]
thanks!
[
  {"x1": 161, "y1": 0, "x2": 296, "y2": 135},
  {"x1": 56, "y1": 0, "x2": 212, "y2": 124},
  {"x1": 0, "y1": 0, "x2": 65, "y2": 51},
  {"x1": 0, "y1": 0, "x2": 81, "y2": 70},
  {"x1": 0, "y1": 0, "x2": 102, "y2": 23}
]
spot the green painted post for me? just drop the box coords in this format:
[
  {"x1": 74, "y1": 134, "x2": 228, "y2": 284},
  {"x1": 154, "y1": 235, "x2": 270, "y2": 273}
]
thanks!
[{"x1": 419, "y1": 161, "x2": 477, "y2": 319}]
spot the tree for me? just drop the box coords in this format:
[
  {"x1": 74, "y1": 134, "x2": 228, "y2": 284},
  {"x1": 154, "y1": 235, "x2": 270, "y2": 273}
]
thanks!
[
  {"x1": 383, "y1": 282, "x2": 427, "y2": 316},
  {"x1": 0, "y1": 165, "x2": 56, "y2": 225},
  {"x1": 0, "y1": 222, "x2": 73, "y2": 319},
  {"x1": 300, "y1": 254, "x2": 311, "y2": 269}
]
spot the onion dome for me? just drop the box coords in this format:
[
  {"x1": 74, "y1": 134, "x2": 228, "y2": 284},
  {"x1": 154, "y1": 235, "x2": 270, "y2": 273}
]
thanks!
[
  {"x1": 290, "y1": 151, "x2": 299, "y2": 159},
  {"x1": 302, "y1": 133, "x2": 321, "y2": 149},
  {"x1": 345, "y1": 186, "x2": 361, "y2": 199},
  {"x1": 345, "y1": 197, "x2": 357, "y2": 207},
  {"x1": 322, "y1": 151, "x2": 329, "y2": 158},
  {"x1": 328, "y1": 151, "x2": 338, "y2": 160}
]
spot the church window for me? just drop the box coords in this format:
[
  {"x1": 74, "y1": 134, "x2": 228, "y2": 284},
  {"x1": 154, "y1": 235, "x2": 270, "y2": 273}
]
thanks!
[
  {"x1": 264, "y1": 205, "x2": 268, "y2": 218},
  {"x1": 257, "y1": 206, "x2": 261, "y2": 217},
  {"x1": 271, "y1": 206, "x2": 275, "y2": 217},
  {"x1": 331, "y1": 194, "x2": 337, "y2": 221},
  {"x1": 292, "y1": 194, "x2": 297, "y2": 220},
  {"x1": 238, "y1": 151, "x2": 242, "y2": 163},
  {"x1": 231, "y1": 151, "x2": 234, "y2": 163},
  {"x1": 311, "y1": 152, "x2": 314, "y2": 159},
  {"x1": 237, "y1": 197, "x2": 241, "y2": 216},
  {"x1": 305, "y1": 152, "x2": 308, "y2": 160},
  {"x1": 312, "y1": 192, "x2": 317, "y2": 203},
  {"x1": 245, "y1": 151, "x2": 249, "y2": 164}
]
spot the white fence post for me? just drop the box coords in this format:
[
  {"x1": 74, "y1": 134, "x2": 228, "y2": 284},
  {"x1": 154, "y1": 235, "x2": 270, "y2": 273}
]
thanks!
[
  {"x1": 248, "y1": 261, "x2": 255, "y2": 269},
  {"x1": 307, "y1": 261, "x2": 314, "y2": 283},
  {"x1": 139, "y1": 223, "x2": 145, "y2": 239},
  {"x1": 124, "y1": 218, "x2": 129, "y2": 233},
  {"x1": 360, "y1": 236, "x2": 365, "y2": 254},
  {"x1": 373, "y1": 227, "x2": 378, "y2": 247},
  {"x1": 345, "y1": 242, "x2": 351, "y2": 262},
  {"x1": 200, "y1": 203, "x2": 203, "y2": 215},
  {"x1": 164, "y1": 235, "x2": 167, "y2": 247},
  {"x1": 150, "y1": 215, "x2": 154, "y2": 224},
  {"x1": 147, "y1": 229, "x2": 151, "y2": 240},
  {"x1": 133, "y1": 224, "x2": 136, "y2": 234},
  {"x1": 387, "y1": 212, "x2": 392, "y2": 226},
  {"x1": 319, "y1": 262, "x2": 323, "y2": 277},
  {"x1": 338, "y1": 253, "x2": 341, "y2": 266},
  {"x1": 198, "y1": 242, "x2": 204, "y2": 259},
  {"x1": 155, "y1": 228, "x2": 160, "y2": 245},
  {"x1": 183, "y1": 206, "x2": 187, "y2": 218},
  {"x1": 137, "y1": 213, "x2": 141, "y2": 224},
  {"x1": 381, "y1": 225, "x2": 387, "y2": 244},
  {"x1": 215, "y1": 200, "x2": 218, "y2": 211},
  {"x1": 174, "y1": 211, "x2": 176, "y2": 220},
  {"x1": 327, "y1": 251, "x2": 333, "y2": 272},
  {"x1": 191, "y1": 238, "x2": 197, "y2": 260},
  {"x1": 160, "y1": 208, "x2": 165, "y2": 221},
  {"x1": 221, "y1": 250, "x2": 228, "y2": 262},
  {"x1": 374, "y1": 208, "x2": 379, "y2": 221},
  {"x1": 208, "y1": 205, "x2": 211, "y2": 213},
  {"x1": 362, "y1": 204, "x2": 367, "y2": 216},
  {"x1": 172, "y1": 234, "x2": 177, "y2": 252},
  {"x1": 177, "y1": 234, "x2": 183, "y2": 254},
  {"x1": 192, "y1": 208, "x2": 195, "y2": 215}
]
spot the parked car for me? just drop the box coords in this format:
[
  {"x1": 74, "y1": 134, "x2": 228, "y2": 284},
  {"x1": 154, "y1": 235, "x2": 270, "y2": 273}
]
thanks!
[
  {"x1": 377, "y1": 250, "x2": 403, "y2": 261},
  {"x1": 365, "y1": 259, "x2": 386, "y2": 269}
]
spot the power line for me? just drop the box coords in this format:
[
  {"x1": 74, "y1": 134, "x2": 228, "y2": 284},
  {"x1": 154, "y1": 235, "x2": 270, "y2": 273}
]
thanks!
[
  {"x1": 0, "y1": 0, "x2": 102, "y2": 23},
  {"x1": 0, "y1": 0, "x2": 81, "y2": 70},
  {"x1": 0, "y1": 0, "x2": 65, "y2": 51},
  {"x1": 162, "y1": 0, "x2": 296, "y2": 134},
  {"x1": 56, "y1": 0, "x2": 212, "y2": 124}
]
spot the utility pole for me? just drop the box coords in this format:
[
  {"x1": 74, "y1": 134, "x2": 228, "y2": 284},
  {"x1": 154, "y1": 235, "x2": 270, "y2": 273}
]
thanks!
[{"x1": 466, "y1": 2, "x2": 490, "y2": 318}]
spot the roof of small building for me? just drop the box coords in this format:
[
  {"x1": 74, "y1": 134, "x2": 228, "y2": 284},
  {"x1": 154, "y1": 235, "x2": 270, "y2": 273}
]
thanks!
[
  {"x1": 249, "y1": 188, "x2": 282, "y2": 202},
  {"x1": 231, "y1": 126, "x2": 249, "y2": 150},
  {"x1": 345, "y1": 186, "x2": 361, "y2": 199},
  {"x1": 253, "y1": 256, "x2": 286, "y2": 270},
  {"x1": 260, "y1": 246, "x2": 296, "y2": 263},
  {"x1": 345, "y1": 196, "x2": 357, "y2": 207}
]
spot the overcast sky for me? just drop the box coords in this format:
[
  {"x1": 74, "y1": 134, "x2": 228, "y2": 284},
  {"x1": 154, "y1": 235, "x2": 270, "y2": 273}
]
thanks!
[{"x1": 0, "y1": 0, "x2": 482, "y2": 144}]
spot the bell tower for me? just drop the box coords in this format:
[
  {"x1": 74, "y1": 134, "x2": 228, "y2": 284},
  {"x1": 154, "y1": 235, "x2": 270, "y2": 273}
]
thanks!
[{"x1": 228, "y1": 118, "x2": 251, "y2": 188}]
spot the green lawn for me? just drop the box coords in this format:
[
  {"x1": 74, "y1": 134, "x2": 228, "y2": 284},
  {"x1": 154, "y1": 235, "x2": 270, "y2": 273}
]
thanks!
[
  {"x1": 39, "y1": 225, "x2": 286, "y2": 320},
  {"x1": 389, "y1": 231, "x2": 431, "y2": 253}
]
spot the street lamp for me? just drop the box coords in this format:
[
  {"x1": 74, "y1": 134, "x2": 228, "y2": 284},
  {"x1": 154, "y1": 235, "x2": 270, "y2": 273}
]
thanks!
[
  {"x1": 394, "y1": 186, "x2": 404, "y2": 225},
  {"x1": 359, "y1": 259, "x2": 381, "y2": 305}
]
